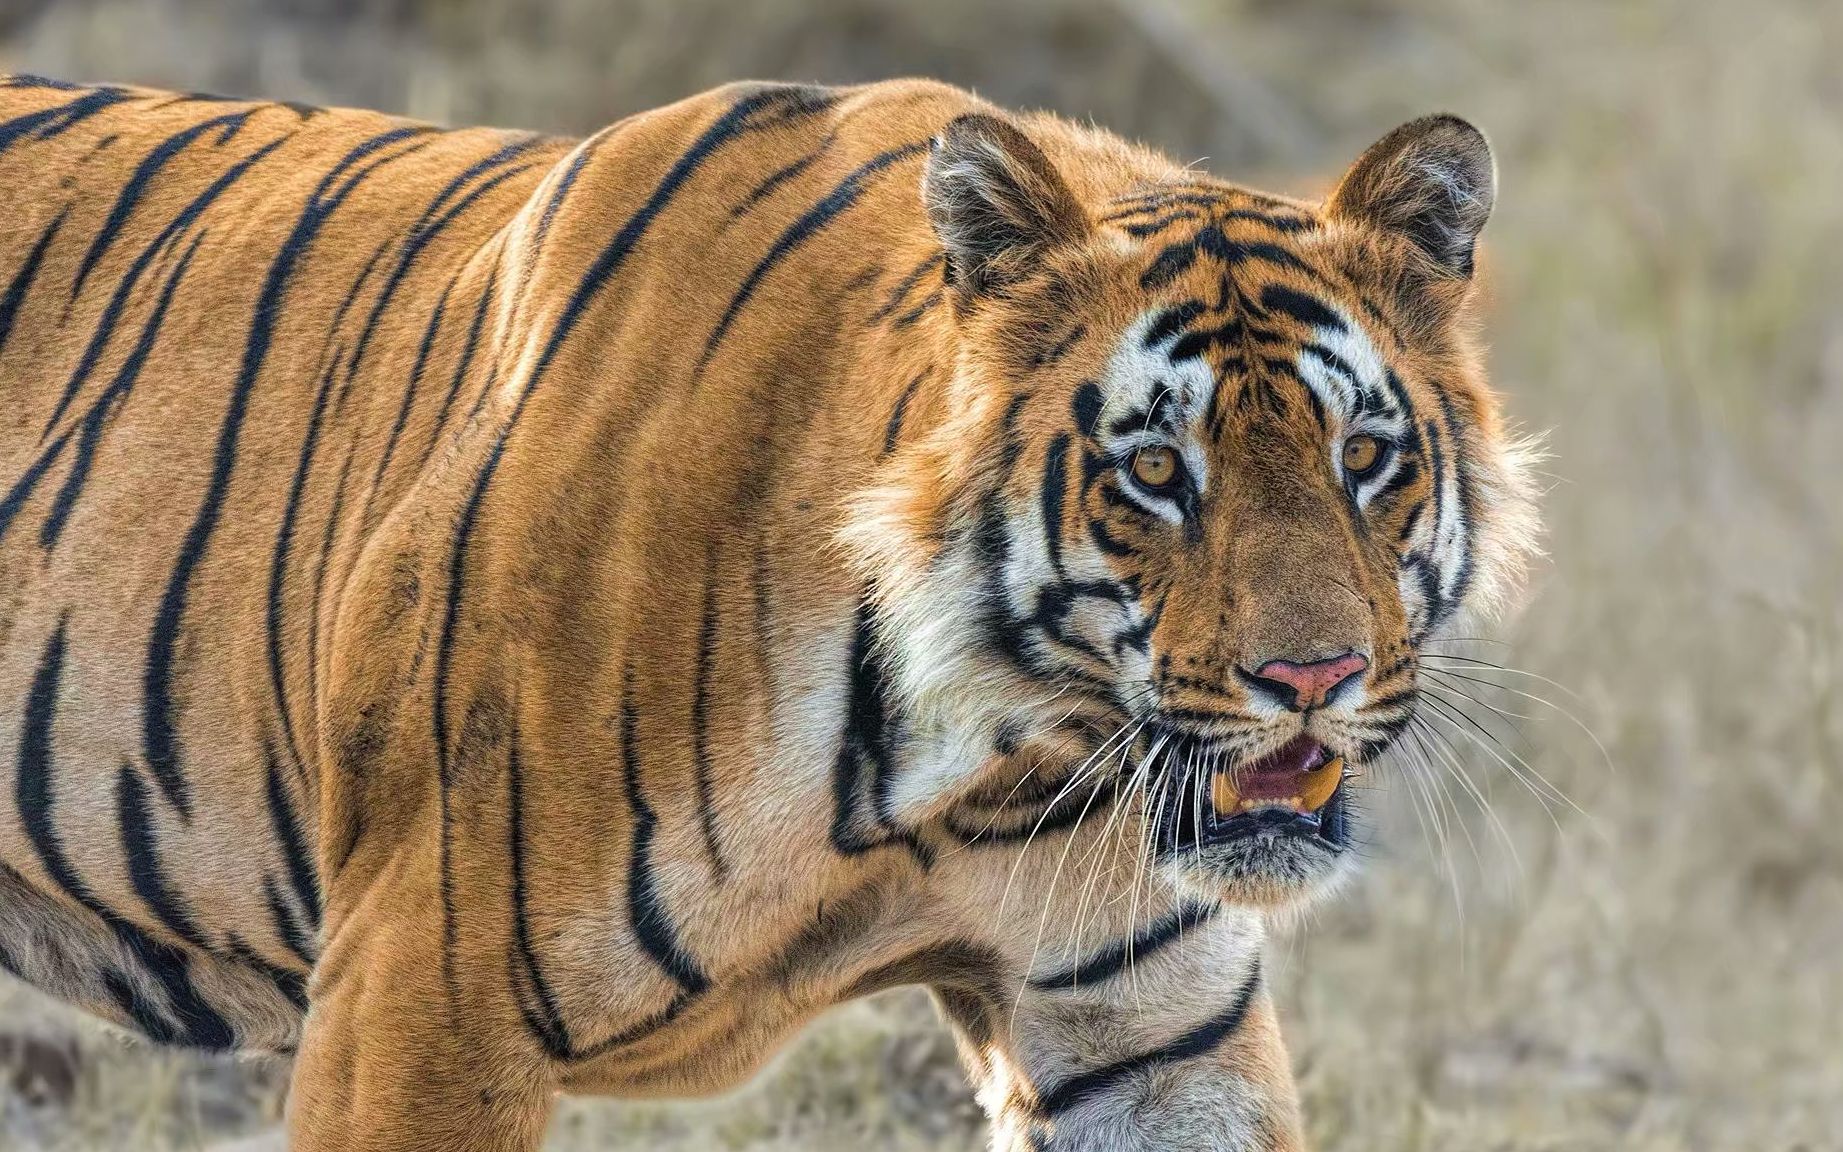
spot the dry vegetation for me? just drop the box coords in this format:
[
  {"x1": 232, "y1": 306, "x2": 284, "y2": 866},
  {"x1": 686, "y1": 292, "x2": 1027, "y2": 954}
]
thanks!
[{"x1": 3, "y1": 0, "x2": 1840, "y2": 1148}]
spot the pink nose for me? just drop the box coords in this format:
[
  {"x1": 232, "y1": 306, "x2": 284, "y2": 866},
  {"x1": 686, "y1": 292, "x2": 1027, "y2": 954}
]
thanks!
[{"x1": 1248, "y1": 652, "x2": 1370, "y2": 712}]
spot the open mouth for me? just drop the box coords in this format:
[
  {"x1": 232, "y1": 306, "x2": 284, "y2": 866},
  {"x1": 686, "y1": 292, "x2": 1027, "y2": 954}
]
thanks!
[{"x1": 1160, "y1": 734, "x2": 1357, "y2": 853}]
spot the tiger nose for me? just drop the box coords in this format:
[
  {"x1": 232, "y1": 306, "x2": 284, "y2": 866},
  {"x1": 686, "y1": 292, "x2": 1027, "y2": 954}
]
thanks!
[{"x1": 1244, "y1": 652, "x2": 1370, "y2": 712}]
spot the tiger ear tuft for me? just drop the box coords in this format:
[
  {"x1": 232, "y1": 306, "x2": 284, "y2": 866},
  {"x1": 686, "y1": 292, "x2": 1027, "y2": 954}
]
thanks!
[
  {"x1": 1328, "y1": 114, "x2": 1495, "y2": 281},
  {"x1": 923, "y1": 114, "x2": 1088, "y2": 298}
]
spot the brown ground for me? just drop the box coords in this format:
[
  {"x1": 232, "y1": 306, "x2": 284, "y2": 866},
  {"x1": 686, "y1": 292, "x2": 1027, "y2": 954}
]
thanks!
[{"x1": 2, "y1": 0, "x2": 1839, "y2": 1148}]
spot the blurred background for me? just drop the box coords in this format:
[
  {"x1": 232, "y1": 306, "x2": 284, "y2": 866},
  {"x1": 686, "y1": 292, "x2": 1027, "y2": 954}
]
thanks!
[{"x1": 2, "y1": 0, "x2": 1839, "y2": 1149}]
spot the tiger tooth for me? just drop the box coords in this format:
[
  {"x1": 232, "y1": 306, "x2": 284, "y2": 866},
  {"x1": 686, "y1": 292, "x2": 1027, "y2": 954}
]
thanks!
[
  {"x1": 1298, "y1": 757, "x2": 1344, "y2": 813},
  {"x1": 1210, "y1": 770, "x2": 1239, "y2": 817}
]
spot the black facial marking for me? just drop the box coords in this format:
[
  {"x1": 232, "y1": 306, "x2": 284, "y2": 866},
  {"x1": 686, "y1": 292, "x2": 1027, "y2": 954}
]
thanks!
[
  {"x1": 1142, "y1": 300, "x2": 1207, "y2": 348},
  {"x1": 1257, "y1": 283, "x2": 1344, "y2": 333},
  {"x1": 1072, "y1": 381, "x2": 1104, "y2": 439}
]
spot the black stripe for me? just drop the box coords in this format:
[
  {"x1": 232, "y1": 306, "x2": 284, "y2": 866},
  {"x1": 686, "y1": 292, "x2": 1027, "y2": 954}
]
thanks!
[
  {"x1": 1088, "y1": 517, "x2": 1134, "y2": 558},
  {"x1": 867, "y1": 252, "x2": 946, "y2": 324},
  {"x1": 264, "y1": 740, "x2": 322, "y2": 932},
  {"x1": 116, "y1": 764, "x2": 213, "y2": 951},
  {"x1": 1382, "y1": 368, "x2": 1423, "y2": 452},
  {"x1": 1302, "y1": 341, "x2": 1360, "y2": 399},
  {"x1": 620, "y1": 666, "x2": 709, "y2": 993},
  {"x1": 1028, "y1": 902, "x2": 1215, "y2": 990},
  {"x1": 1142, "y1": 300, "x2": 1206, "y2": 348},
  {"x1": 360, "y1": 271, "x2": 458, "y2": 524},
  {"x1": 531, "y1": 86, "x2": 833, "y2": 395},
  {"x1": 259, "y1": 226, "x2": 389, "y2": 774},
  {"x1": 891, "y1": 288, "x2": 941, "y2": 329},
  {"x1": 102, "y1": 969, "x2": 179, "y2": 1045},
  {"x1": 1031, "y1": 322, "x2": 1087, "y2": 369},
  {"x1": 506, "y1": 728, "x2": 575, "y2": 1058},
  {"x1": 1040, "y1": 434, "x2": 1070, "y2": 575},
  {"x1": 694, "y1": 140, "x2": 929, "y2": 382},
  {"x1": 880, "y1": 370, "x2": 925, "y2": 459},
  {"x1": 16, "y1": 620, "x2": 97, "y2": 918},
  {"x1": 1420, "y1": 414, "x2": 1450, "y2": 627},
  {"x1": 70, "y1": 110, "x2": 254, "y2": 302},
  {"x1": 261, "y1": 874, "x2": 316, "y2": 968},
  {"x1": 0, "y1": 85, "x2": 132, "y2": 155},
  {"x1": 1071, "y1": 381, "x2": 1103, "y2": 439},
  {"x1": 0, "y1": 427, "x2": 73, "y2": 547},
  {"x1": 423, "y1": 265, "x2": 498, "y2": 455},
  {"x1": 1205, "y1": 232, "x2": 1310, "y2": 274},
  {"x1": 144, "y1": 125, "x2": 431, "y2": 818},
  {"x1": 39, "y1": 229, "x2": 205, "y2": 551},
  {"x1": 1434, "y1": 385, "x2": 1478, "y2": 610},
  {"x1": 829, "y1": 603, "x2": 929, "y2": 863},
  {"x1": 1169, "y1": 318, "x2": 1244, "y2": 366},
  {"x1": 940, "y1": 767, "x2": 1120, "y2": 848},
  {"x1": 225, "y1": 932, "x2": 308, "y2": 1010},
  {"x1": 1037, "y1": 960, "x2": 1262, "y2": 1116},
  {"x1": 1139, "y1": 236, "x2": 1200, "y2": 289},
  {"x1": 730, "y1": 137, "x2": 833, "y2": 219},
  {"x1": 0, "y1": 205, "x2": 67, "y2": 359},
  {"x1": 688, "y1": 546, "x2": 729, "y2": 878},
  {"x1": 1116, "y1": 210, "x2": 1203, "y2": 236},
  {"x1": 300, "y1": 441, "x2": 360, "y2": 778},
  {"x1": 1, "y1": 76, "x2": 89, "y2": 92},
  {"x1": 1258, "y1": 283, "x2": 1344, "y2": 332}
]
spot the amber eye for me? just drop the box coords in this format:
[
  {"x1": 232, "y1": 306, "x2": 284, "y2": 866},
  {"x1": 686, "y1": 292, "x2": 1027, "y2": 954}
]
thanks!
[
  {"x1": 1130, "y1": 446, "x2": 1180, "y2": 491},
  {"x1": 1341, "y1": 434, "x2": 1385, "y2": 477}
]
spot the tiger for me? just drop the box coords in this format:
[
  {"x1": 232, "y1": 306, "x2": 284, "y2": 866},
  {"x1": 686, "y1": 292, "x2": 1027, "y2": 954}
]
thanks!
[{"x1": 0, "y1": 72, "x2": 1539, "y2": 1151}]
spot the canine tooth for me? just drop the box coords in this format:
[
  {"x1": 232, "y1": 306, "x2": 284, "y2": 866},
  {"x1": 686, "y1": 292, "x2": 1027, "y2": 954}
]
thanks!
[
  {"x1": 1210, "y1": 771, "x2": 1239, "y2": 817},
  {"x1": 1298, "y1": 757, "x2": 1344, "y2": 813}
]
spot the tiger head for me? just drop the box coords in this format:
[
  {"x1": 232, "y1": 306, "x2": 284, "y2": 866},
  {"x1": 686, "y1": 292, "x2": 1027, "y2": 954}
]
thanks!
[{"x1": 847, "y1": 111, "x2": 1540, "y2": 909}]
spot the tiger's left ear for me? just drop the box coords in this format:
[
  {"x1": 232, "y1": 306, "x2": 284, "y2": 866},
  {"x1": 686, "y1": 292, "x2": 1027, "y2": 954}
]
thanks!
[
  {"x1": 923, "y1": 114, "x2": 1089, "y2": 299},
  {"x1": 1327, "y1": 114, "x2": 1495, "y2": 281}
]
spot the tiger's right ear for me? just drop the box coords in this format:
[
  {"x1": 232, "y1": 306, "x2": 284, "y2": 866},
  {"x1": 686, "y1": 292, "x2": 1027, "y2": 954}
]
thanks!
[
  {"x1": 1327, "y1": 114, "x2": 1496, "y2": 282},
  {"x1": 923, "y1": 114, "x2": 1088, "y2": 299}
]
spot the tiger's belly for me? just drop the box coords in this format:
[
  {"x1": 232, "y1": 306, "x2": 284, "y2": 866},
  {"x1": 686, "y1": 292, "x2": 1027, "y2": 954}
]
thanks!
[{"x1": 0, "y1": 592, "x2": 318, "y2": 1050}]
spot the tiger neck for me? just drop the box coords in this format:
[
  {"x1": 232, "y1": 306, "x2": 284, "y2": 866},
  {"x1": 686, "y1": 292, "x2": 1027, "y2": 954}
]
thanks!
[{"x1": 836, "y1": 267, "x2": 1077, "y2": 819}]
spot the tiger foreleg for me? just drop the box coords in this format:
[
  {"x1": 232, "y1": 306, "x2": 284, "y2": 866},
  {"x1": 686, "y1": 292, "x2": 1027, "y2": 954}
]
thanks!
[
  {"x1": 286, "y1": 833, "x2": 555, "y2": 1152},
  {"x1": 967, "y1": 976, "x2": 1305, "y2": 1152}
]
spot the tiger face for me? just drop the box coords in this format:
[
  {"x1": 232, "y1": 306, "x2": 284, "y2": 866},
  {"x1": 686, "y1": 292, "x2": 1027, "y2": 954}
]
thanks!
[{"x1": 853, "y1": 113, "x2": 1539, "y2": 909}]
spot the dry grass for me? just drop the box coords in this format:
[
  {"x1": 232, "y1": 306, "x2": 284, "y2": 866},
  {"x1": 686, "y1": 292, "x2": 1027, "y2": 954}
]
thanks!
[{"x1": 3, "y1": 0, "x2": 1840, "y2": 1148}]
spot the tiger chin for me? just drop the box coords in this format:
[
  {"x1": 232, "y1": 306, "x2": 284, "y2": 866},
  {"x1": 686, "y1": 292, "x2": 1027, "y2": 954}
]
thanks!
[{"x1": 0, "y1": 73, "x2": 1538, "y2": 1152}]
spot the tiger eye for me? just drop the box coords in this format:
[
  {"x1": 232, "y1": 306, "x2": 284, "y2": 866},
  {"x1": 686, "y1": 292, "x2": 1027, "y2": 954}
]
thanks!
[
  {"x1": 1341, "y1": 434, "x2": 1383, "y2": 476},
  {"x1": 1131, "y1": 446, "x2": 1179, "y2": 489}
]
